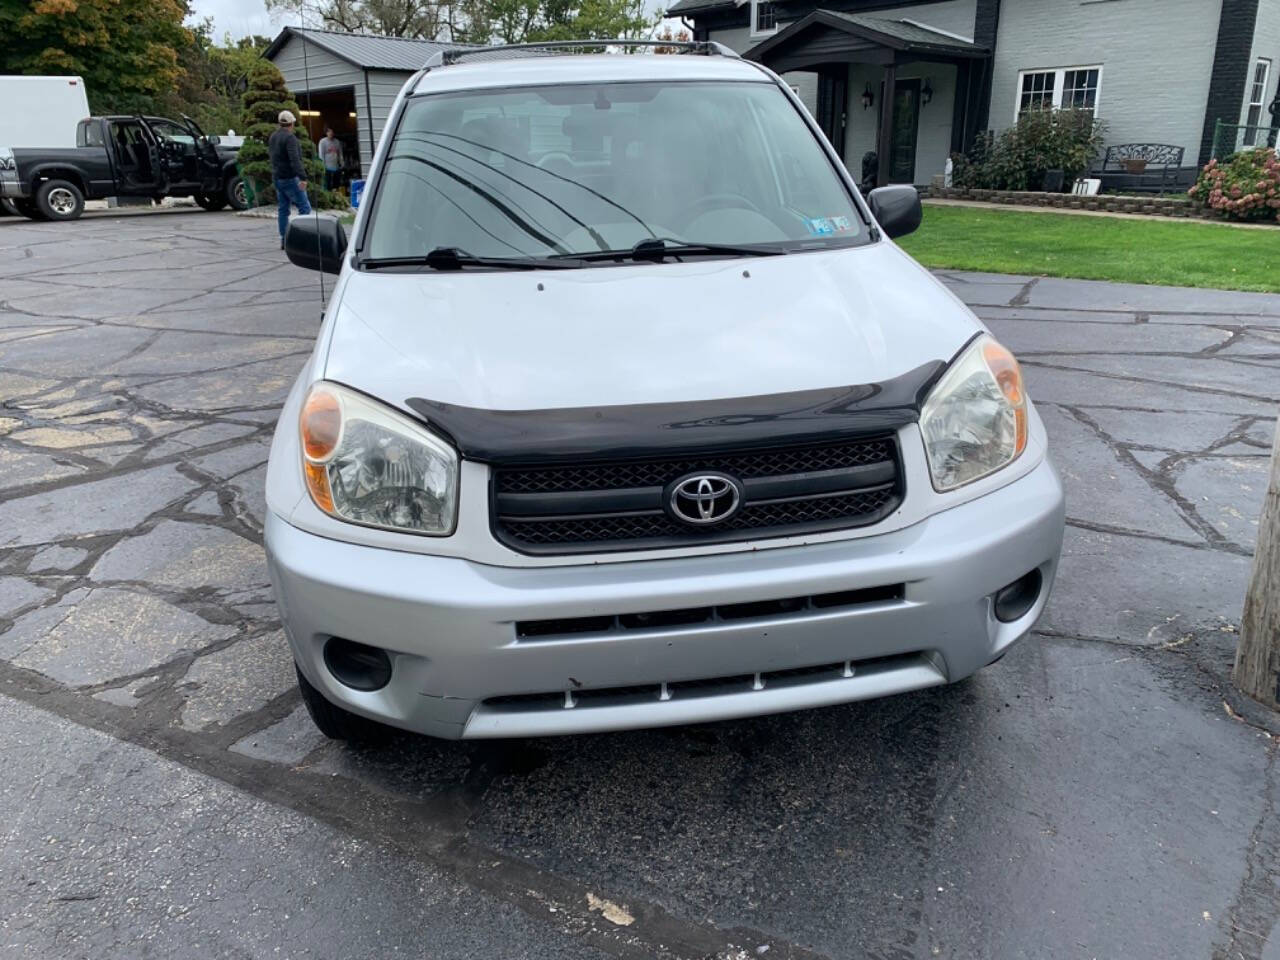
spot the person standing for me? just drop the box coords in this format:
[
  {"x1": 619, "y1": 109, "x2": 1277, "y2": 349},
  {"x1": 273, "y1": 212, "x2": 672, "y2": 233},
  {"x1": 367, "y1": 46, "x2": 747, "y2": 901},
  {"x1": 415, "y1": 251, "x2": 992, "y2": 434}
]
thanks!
[
  {"x1": 317, "y1": 127, "x2": 344, "y2": 191},
  {"x1": 268, "y1": 110, "x2": 311, "y2": 249}
]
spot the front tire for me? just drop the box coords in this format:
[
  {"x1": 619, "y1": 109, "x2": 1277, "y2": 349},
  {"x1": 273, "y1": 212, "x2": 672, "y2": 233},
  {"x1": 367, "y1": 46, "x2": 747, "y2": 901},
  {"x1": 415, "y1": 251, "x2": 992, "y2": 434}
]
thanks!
[
  {"x1": 225, "y1": 175, "x2": 249, "y2": 211},
  {"x1": 295, "y1": 664, "x2": 393, "y2": 743},
  {"x1": 35, "y1": 179, "x2": 84, "y2": 221}
]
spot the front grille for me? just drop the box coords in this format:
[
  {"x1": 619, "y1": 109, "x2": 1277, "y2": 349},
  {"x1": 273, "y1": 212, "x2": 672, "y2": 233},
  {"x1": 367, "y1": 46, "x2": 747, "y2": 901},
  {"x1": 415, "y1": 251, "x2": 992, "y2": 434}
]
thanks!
[
  {"x1": 499, "y1": 440, "x2": 895, "y2": 493},
  {"x1": 492, "y1": 437, "x2": 903, "y2": 554}
]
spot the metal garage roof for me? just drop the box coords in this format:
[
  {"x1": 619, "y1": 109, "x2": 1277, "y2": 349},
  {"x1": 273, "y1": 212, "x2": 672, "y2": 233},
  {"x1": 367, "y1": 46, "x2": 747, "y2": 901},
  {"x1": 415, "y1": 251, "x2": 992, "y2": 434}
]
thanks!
[{"x1": 265, "y1": 27, "x2": 462, "y2": 72}]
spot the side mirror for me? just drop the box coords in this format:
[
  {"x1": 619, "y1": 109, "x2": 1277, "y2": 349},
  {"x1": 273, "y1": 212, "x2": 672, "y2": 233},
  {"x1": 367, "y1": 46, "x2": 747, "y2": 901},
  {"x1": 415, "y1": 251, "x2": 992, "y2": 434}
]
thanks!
[
  {"x1": 867, "y1": 184, "x2": 922, "y2": 240},
  {"x1": 285, "y1": 215, "x2": 347, "y2": 275}
]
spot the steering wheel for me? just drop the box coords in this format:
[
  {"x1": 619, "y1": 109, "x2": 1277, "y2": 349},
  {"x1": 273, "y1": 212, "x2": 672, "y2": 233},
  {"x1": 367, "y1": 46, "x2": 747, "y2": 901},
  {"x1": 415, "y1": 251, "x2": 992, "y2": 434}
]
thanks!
[
  {"x1": 536, "y1": 152, "x2": 573, "y2": 171},
  {"x1": 680, "y1": 192, "x2": 762, "y2": 227}
]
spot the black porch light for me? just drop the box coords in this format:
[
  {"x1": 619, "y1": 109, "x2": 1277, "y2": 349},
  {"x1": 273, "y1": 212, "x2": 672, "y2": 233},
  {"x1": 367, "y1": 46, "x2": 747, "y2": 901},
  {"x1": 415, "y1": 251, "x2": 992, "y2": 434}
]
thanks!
[
  {"x1": 861, "y1": 83, "x2": 874, "y2": 110},
  {"x1": 922, "y1": 78, "x2": 934, "y2": 106}
]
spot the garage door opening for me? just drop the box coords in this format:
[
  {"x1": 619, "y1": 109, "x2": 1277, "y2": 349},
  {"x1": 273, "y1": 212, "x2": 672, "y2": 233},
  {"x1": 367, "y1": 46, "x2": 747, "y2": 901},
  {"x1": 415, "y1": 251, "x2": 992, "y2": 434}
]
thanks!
[{"x1": 297, "y1": 87, "x2": 362, "y2": 188}]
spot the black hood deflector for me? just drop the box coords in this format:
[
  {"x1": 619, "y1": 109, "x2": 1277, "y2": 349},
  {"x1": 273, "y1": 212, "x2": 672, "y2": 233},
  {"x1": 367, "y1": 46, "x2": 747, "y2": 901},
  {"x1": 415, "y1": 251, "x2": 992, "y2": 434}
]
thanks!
[{"x1": 404, "y1": 359, "x2": 946, "y2": 465}]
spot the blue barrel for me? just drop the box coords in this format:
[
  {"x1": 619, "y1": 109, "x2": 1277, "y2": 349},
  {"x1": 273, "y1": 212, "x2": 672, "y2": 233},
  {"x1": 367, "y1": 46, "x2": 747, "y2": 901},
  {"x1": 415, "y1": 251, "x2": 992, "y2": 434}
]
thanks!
[{"x1": 350, "y1": 178, "x2": 366, "y2": 209}]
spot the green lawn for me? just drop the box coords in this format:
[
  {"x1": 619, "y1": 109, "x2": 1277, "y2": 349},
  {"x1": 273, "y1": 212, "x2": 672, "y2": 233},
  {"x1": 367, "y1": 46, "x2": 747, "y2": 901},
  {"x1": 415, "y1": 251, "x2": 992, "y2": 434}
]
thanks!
[{"x1": 898, "y1": 204, "x2": 1280, "y2": 293}]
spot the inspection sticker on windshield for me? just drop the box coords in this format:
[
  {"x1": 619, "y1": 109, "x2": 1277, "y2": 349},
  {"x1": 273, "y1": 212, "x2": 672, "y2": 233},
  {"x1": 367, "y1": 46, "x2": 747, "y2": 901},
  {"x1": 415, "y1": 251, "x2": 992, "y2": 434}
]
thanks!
[{"x1": 805, "y1": 216, "x2": 852, "y2": 236}]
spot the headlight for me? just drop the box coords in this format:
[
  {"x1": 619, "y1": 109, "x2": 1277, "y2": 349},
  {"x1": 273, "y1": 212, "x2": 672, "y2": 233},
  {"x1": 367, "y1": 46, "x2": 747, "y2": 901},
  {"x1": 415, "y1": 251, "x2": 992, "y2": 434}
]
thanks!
[
  {"x1": 299, "y1": 382, "x2": 459, "y2": 535},
  {"x1": 919, "y1": 335, "x2": 1027, "y2": 492}
]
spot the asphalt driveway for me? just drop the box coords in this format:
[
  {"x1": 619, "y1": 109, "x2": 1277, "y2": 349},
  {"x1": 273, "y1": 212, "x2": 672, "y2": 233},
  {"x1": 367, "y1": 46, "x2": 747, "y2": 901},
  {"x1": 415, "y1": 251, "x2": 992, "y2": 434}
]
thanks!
[{"x1": 0, "y1": 211, "x2": 1278, "y2": 960}]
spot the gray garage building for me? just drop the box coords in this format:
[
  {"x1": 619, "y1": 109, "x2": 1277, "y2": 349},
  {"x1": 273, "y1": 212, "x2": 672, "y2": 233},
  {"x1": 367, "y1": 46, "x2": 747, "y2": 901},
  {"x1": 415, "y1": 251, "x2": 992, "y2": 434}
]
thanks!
[{"x1": 264, "y1": 27, "x2": 454, "y2": 177}]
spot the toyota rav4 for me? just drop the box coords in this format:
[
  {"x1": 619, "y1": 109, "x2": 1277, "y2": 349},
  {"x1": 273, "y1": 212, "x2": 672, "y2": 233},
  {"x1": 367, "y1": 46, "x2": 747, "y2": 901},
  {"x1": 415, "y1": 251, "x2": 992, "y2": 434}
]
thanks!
[{"x1": 265, "y1": 41, "x2": 1066, "y2": 741}]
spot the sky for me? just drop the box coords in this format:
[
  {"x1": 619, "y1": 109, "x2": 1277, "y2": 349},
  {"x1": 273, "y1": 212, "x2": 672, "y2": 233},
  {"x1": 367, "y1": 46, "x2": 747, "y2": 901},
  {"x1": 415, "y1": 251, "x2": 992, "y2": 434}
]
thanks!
[{"x1": 190, "y1": 0, "x2": 284, "y2": 42}]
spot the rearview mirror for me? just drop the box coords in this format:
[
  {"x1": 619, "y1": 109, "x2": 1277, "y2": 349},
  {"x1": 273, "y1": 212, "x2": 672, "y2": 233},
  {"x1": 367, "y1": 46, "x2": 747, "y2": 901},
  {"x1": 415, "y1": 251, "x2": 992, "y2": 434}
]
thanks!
[
  {"x1": 285, "y1": 215, "x2": 347, "y2": 274},
  {"x1": 867, "y1": 185, "x2": 922, "y2": 240}
]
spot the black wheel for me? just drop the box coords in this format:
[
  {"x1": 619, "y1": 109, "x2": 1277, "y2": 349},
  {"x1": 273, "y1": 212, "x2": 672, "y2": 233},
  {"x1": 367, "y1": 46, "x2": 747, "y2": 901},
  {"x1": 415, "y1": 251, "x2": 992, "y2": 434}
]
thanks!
[
  {"x1": 295, "y1": 664, "x2": 393, "y2": 743},
  {"x1": 13, "y1": 197, "x2": 46, "y2": 220},
  {"x1": 225, "y1": 175, "x2": 249, "y2": 211},
  {"x1": 195, "y1": 193, "x2": 227, "y2": 212},
  {"x1": 35, "y1": 179, "x2": 84, "y2": 221}
]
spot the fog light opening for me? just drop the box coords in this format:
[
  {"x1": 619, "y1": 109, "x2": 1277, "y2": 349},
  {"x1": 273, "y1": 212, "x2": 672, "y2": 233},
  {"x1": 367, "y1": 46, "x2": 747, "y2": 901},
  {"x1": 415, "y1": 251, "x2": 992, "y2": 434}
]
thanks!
[
  {"x1": 323, "y1": 636, "x2": 393, "y2": 691},
  {"x1": 994, "y1": 568, "x2": 1043, "y2": 624}
]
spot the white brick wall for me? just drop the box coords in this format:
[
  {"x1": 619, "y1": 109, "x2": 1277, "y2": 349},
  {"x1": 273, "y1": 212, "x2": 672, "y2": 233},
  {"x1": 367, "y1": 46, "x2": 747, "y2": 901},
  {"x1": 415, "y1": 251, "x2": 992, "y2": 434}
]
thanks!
[{"x1": 989, "y1": 0, "x2": 1225, "y2": 157}]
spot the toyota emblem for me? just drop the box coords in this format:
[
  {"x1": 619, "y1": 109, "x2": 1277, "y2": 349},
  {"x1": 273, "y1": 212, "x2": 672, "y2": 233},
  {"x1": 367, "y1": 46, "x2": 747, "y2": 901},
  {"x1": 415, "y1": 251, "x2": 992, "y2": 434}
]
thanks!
[{"x1": 666, "y1": 472, "x2": 743, "y2": 526}]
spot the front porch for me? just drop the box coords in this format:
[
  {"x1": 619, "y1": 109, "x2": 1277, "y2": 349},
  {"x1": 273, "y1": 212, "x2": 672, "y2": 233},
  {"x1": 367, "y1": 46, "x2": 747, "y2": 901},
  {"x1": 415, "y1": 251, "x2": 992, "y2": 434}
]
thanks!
[{"x1": 745, "y1": 12, "x2": 991, "y2": 188}]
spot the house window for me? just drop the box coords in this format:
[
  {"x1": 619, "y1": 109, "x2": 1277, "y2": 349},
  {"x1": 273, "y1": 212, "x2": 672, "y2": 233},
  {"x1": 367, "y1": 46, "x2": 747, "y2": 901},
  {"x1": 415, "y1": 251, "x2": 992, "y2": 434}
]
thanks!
[
  {"x1": 1061, "y1": 68, "x2": 1100, "y2": 111},
  {"x1": 1016, "y1": 66, "x2": 1103, "y2": 119},
  {"x1": 1244, "y1": 58, "x2": 1271, "y2": 146},
  {"x1": 1019, "y1": 71, "x2": 1056, "y2": 113},
  {"x1": 752, "y1": 0, "x2": 777, "y2": 35}
]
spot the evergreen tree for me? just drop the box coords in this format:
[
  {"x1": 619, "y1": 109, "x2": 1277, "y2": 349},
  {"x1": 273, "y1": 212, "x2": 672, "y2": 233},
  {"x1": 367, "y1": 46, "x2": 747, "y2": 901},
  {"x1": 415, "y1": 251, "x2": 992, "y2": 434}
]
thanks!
[{"x1": 237, "y1": 61, "x2": 344, "y2": 209}]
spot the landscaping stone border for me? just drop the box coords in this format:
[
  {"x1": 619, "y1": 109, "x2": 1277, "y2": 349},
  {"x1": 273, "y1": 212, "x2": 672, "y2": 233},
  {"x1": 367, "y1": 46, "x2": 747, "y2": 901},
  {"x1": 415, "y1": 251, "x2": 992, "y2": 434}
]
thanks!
[{"x1": 929, "y1": 186, "x2": 1211, "y2": 219}]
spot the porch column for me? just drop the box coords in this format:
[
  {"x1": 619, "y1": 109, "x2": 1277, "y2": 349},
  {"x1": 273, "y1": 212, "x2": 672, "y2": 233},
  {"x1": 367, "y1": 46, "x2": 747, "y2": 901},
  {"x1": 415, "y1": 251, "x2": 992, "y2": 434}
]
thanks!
[{"x1": 876, "y1": 63, "x2": 896, "y2": 187}]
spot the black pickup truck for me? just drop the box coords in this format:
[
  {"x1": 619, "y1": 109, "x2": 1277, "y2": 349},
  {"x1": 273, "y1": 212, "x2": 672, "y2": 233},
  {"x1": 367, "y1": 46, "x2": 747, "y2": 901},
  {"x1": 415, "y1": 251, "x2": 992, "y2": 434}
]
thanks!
[{"x1": 0, "y1": 114, "x2": 247, "y2": 221}]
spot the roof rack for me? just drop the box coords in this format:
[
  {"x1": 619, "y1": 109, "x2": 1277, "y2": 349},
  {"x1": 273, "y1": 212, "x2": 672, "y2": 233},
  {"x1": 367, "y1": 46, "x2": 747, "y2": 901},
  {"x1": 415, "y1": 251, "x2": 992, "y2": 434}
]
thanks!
[{"x1": 424, "y1": 39, "x2": 740, "y2": 68}]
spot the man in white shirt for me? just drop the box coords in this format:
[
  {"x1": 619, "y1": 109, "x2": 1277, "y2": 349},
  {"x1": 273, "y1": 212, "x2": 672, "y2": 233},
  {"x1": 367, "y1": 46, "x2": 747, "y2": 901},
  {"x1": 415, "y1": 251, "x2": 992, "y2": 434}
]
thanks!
[{"x1": 317, "y1": 127, "x2": 343, "y2": 191}]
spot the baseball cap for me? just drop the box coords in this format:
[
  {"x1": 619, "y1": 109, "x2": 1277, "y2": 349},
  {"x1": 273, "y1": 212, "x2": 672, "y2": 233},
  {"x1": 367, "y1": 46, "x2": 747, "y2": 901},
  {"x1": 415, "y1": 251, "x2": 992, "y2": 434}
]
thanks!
[{"x1": 278, "y1": 110, "x2": 296, "y2": 124}]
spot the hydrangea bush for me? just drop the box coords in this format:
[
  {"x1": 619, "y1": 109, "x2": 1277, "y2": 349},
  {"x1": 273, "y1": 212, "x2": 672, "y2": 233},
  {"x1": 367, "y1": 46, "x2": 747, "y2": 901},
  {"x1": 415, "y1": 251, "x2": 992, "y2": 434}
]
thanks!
[{"x1": 1189, "y1": 148, "x2": 1280, "y2": 222}]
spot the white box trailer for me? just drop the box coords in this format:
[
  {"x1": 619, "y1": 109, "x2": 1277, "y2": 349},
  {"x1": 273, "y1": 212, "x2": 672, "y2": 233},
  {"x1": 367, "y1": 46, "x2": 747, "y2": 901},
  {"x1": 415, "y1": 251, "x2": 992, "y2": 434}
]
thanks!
[{"x1": 0, "y1": 76, "x2": 91, "y2": 148}]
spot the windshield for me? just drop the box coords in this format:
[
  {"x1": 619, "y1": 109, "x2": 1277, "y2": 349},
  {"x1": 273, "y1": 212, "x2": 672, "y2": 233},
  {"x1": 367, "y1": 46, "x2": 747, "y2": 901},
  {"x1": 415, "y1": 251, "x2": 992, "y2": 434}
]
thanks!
[{"x1": 362, "y1": 80, "x2": 866, "y2": 263}]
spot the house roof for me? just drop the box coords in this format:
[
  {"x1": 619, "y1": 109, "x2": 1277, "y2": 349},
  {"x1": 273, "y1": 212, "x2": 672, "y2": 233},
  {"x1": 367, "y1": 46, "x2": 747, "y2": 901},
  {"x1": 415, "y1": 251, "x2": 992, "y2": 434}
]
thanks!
[
  {"x1": 825, "y1": 13, "x2": 982, "y2": 52},
  {"x1": 264, "y1": 27, "x2": 461, "y2": 72},
  {"x1": 665, "y1": 0, "x2": 736, "y2": 14},
  {"x1": 745, "y1": 11, "x2": 988, "y2": 64}
]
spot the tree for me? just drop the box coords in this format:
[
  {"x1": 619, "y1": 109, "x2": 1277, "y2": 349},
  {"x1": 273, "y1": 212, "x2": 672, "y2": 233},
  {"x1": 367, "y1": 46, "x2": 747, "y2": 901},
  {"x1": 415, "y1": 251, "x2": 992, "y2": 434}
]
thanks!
[
  {"x1": 237, "y1": 61, "x2": 344, "y2": 210},
  {"x1": 158, "y1": 20, "x2": 271, "y2": 136},
  {"x1": 1234, "y1": 418, "x2": 1280, "y2": 711},
  {"x1": 265, "y1": 0, "x2": 651, "y2": 43},
  {"x1": 0, "y1": 0, "x2": 189, "y2": 114},
  {"x1": 653, "y1": 23, "x2": 691, "y2": 53},
  {"x1": 265, "y1": 0, "x2": 450, "y2": 38}
]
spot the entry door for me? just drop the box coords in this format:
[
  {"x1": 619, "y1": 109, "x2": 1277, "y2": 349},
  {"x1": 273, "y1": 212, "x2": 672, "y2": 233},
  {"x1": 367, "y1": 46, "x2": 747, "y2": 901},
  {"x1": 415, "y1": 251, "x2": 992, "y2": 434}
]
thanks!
[
  {"x1": 111, "y1": 120, "x2": 164, "y2": 194},
  {"x1": 886, "y1": 79, "x2": 921, "y2": 184},
  {"x1": 816, "y1": 68, "x2": 849, "y2": 158}
]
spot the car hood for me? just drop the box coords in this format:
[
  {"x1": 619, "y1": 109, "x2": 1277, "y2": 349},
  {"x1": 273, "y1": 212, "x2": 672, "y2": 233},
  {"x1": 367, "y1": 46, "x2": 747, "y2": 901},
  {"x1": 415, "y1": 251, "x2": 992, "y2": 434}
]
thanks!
[{"x1": 323, "y1": 241, "x2": 982, "y2": 413}]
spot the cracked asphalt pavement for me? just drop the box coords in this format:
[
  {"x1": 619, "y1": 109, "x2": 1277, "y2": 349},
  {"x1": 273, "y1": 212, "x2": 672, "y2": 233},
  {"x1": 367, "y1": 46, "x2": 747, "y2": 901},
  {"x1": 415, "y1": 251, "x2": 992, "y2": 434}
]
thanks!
[{"x1": 1, "y1": 211, "x2": 1278, "y2": 959}]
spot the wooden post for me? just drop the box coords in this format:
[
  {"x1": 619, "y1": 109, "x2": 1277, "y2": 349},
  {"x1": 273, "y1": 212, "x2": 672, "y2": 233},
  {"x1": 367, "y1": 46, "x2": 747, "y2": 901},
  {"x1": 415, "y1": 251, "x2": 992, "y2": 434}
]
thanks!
[
  {"x1": 1235, "y1": 417, "x2": 1280, "y2": 710},
  {"x1": 877, "y1": 63, "x2": 896, "y2": 188}
]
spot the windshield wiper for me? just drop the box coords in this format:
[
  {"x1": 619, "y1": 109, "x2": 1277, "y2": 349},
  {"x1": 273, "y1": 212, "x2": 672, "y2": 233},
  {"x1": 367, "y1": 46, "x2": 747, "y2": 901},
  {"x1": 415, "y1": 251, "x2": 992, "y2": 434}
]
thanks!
[
  {"x1": 563, "y1": 238, "x2": 789, "y2": 263},
  {"x1": 363, "y1": 247, "x2": 586, "y2": 271}
]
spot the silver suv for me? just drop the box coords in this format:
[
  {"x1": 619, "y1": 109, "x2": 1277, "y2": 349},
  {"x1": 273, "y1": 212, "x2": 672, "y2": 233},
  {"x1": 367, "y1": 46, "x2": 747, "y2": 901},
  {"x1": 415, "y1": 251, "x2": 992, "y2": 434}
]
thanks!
[{"x1": 266, "y1": 41, "x2": 1065, "y2": 741}]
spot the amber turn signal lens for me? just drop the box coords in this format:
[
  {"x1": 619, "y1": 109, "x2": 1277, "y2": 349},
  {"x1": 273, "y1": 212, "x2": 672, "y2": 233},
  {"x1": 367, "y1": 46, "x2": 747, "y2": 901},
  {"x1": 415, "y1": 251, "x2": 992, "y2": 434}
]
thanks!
[
  {"x1": 982, "y1": 339, "x2": 1027, "y2": 454},
  {"x1": 300, "y1": 386, "x2": 341, "y2": 516},
  {"x1": 304, "y1": 460, "x2": 335, "y2": 513},
  {"x1": 301, "y1": 388, "x2": 341, "y2": 462}
]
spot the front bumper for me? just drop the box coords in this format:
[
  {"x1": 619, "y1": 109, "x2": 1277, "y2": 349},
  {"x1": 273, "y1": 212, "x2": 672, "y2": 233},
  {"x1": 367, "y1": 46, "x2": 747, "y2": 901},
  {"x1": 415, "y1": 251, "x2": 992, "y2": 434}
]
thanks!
[{"x1": 266, "y1": 456, "x2": 1065, "y2": 740}]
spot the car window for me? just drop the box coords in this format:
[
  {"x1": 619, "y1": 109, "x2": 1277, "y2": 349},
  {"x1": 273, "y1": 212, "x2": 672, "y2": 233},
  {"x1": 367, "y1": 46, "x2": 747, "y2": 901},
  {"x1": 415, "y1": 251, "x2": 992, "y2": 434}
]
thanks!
[
  {"x1": 79, "y1": 121, "x2": 105, "y2": 148},
  {"x1": 363, "y1": 80, "x2": 864, "y2": 262},
  {"x1": 110, "y1": 121, "x2": 147, "y2": 148},
  {"x1": 149, "y1": 119, "x2": 197, "y2": 153}
]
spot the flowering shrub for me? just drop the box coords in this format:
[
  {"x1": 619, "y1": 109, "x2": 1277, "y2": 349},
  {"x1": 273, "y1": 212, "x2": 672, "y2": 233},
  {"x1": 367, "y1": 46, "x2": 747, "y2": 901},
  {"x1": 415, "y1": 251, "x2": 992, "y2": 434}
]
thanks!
[{"x1": 1189, "y1": 148, "x2": 1280, "y2": 222}]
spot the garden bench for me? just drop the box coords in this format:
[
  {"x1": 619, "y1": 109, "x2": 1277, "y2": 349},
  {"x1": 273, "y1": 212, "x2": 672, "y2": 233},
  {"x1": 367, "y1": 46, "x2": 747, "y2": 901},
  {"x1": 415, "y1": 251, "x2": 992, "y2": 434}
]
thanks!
[{"x1": 1095, "y1": 143, "x2": 1188, "y2": 193}]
